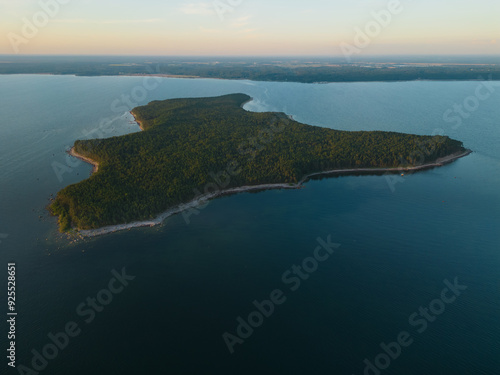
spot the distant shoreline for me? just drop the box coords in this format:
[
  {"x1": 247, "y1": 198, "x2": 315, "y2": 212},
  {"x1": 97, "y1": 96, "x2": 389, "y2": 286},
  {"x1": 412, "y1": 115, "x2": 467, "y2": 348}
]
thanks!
[
  {"x1": 2, "y1": 73, "x2": 499, "y2": 85},
  {"x1": 115, "y1": 74, "x2": 500, "y2": 85},
  {"x1": 75, "y1": 149, "x2": 472, "y2": 237}
]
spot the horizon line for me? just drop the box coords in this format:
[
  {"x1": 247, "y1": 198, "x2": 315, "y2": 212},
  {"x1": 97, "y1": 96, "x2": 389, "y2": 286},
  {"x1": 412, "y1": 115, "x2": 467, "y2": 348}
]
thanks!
[{"x1": 1, "y1": 53, "x2": 500, "y2": 58}]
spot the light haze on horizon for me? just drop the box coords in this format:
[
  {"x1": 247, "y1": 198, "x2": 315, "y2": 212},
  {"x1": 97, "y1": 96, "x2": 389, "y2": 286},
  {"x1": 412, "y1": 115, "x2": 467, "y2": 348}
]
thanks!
[{"x1": 1, "y1": 0, "x2": 499, "y2": 56}]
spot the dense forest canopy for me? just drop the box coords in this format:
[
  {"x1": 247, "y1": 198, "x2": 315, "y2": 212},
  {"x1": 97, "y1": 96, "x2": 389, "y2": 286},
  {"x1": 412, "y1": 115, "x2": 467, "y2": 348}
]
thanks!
[{"x1": 50, "y1": 94, "x2": 466, "y2": 231}]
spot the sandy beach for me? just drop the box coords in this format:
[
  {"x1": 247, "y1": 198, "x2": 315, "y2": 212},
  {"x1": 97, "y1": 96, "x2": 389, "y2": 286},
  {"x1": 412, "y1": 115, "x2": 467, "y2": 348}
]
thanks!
[
  {"x1": 76, "y1": 148, "x2": 472, "y2": 237},
  {"x1": 240, "y1": 97, "x2": 254, "y2": 109},
  {"x1": 69, "y1": 147, "x2": 99, "y2": 174},
  {"x1": 130, "y1": 111, "x2": 144, "y2": 130}
]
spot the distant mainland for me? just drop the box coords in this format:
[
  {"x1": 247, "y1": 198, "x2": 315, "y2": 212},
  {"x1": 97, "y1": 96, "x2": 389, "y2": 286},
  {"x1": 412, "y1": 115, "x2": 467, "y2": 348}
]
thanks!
[
  {"x1": 1, "y1": 57, "x2": 499, "y2": 84},
  {"x1": 50, "y1": 94, "x2": 470, "y2": 235}
]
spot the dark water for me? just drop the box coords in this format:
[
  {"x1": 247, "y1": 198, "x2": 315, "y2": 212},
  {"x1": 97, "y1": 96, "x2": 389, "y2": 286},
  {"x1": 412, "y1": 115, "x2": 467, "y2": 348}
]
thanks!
[{"x1": 1, "y1": 75, "x2": 499, "y2": 374}]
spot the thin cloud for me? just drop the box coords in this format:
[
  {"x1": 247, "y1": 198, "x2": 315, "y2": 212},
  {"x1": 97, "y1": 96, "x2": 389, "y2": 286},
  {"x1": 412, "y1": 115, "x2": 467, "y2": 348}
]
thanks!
[
  {"x1": 179, "y1": 2, "x2": 215, "y2": 16},
  {"x1": 230, "y1": 15, "x2": 252, "y2": 29},
  {"x1": 467, "y1": 38, "x2": 499, "y2": 45},
  {"x1": 52, "y1": 18, "x2": 162, "y2": 25},
  {"x1": 237, "y1": 28, "x2": 258, "y2": 34},
  {"x1": 229, "y1": 15, "x2": 259, "y2": 36},
  {"x1": 199, "y1": 26, "x2": 222, "y2": 34}
]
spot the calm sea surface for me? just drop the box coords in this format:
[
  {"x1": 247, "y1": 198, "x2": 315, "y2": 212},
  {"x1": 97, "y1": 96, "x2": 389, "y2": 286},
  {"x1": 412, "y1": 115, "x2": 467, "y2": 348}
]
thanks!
[{"x1": 1, "y1": 75, "x2": 499, "y2": 374}]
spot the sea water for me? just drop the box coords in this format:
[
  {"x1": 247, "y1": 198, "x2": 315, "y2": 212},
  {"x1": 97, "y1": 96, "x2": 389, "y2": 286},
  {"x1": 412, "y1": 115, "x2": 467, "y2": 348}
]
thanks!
[{"x1": 0, "y1": 75, "x2": 499, "y2": 374}]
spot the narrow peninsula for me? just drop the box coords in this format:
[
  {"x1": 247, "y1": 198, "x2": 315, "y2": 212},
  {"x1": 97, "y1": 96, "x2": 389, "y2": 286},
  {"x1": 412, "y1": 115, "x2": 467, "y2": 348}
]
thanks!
[{"x1": 50, "y1": 94, "x2": 470, "y2": 234}]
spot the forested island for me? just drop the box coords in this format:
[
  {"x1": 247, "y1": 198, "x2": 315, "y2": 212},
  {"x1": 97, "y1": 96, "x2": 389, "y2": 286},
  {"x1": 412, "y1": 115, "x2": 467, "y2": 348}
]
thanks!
[{"x1": 50, "y1": 94, "x2": 469, "y2": 233}]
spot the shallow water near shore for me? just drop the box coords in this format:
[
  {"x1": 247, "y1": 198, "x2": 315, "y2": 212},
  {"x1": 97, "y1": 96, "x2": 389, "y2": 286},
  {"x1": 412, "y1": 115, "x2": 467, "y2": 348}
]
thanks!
[{"x1": 1, "y1": 75, "x2": 499, "y2": 374}]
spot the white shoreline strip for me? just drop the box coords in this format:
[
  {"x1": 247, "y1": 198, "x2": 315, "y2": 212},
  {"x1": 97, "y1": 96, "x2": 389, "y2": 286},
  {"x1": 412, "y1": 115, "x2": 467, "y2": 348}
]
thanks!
[
  {"x1": 69, "y1": 147, "x2": 99, "y2": 174},
  {"x1": 77, "y1": 149, "x2": 472, "y2": 237}
]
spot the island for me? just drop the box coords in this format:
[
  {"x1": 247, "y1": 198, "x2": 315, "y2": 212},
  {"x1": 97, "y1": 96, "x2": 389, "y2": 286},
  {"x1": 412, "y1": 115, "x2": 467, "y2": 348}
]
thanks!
[{"x1": 50, "y1": 94, "x2": 470, "y2": 235}]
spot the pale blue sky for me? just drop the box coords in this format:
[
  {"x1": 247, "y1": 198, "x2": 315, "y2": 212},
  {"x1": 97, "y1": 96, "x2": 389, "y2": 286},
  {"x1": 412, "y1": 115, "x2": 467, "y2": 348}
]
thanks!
[{"x1": 1, "y1": 0, "x2": 499, "y2": 55}]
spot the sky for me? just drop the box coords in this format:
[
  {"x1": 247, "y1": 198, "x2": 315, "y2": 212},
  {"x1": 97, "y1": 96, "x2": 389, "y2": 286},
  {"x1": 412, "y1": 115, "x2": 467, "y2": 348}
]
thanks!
[{"x1": 0, "y1": 0, "x2": 499, "y2": 56}]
